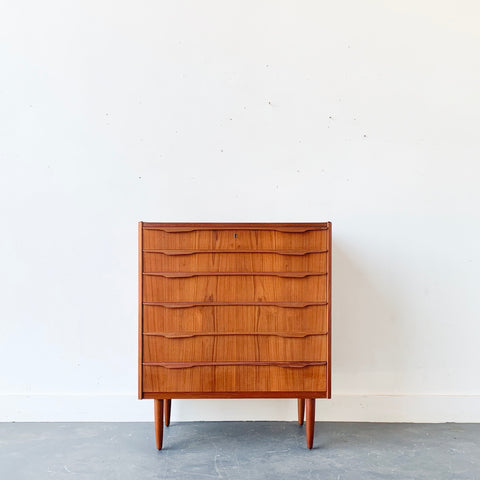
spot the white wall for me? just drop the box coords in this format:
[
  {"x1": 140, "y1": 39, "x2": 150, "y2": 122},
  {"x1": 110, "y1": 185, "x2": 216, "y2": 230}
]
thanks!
[{"x1": 1, "y1": 0, "x2": 479, "y2": 422}]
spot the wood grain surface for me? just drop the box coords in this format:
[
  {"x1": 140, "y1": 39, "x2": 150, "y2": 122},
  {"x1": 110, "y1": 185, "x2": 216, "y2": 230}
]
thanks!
[
  {"x1": 143, "y1": 251, "x2": 327, "y2": 273},
  {"x1": 143, "y1": 304, "x2": 328, "y2": 335},
  {"x1": 143, "y1": 364, "x2": 327, "y2": 392},
  {"x1": 143, "y1": 228, "x2": 328, "y2": 251},
  {"x1": 143, "y1": 275, "x2": 327, "y2": 303},
  {"x1": 139, "y1": 222, "x2": 332, "y2": 449},
  {"x1": 143, "y1": 333, "x2": 327, "y2": 362}
]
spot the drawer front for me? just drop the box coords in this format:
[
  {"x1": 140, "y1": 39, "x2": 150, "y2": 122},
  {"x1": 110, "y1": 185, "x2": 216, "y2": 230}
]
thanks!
[
  {"x1": 143, "y1": 229, "x2": 328, "y2": 251},
  {"x1": 143, "y1": 251, "x2": 327, "y2": 273},
  {"x1": 143, "y1": 364, "x2": 327, "y2": 392},
  {"x1": 143, "y1": 304, "x2": 328, "y2": 335},
  {"x1": 143, "y1": 275, "x2": 327, "y2": 303},
  {"x1": 143, "y1": 334, "x2": 327, "y2": 362}
]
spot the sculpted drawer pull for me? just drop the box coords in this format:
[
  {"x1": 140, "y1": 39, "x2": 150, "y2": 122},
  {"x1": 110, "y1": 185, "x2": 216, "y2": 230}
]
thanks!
[
  {"x1": 143, "y1": 361, "x2": 327, "y2": 369},
  {"x1": 275, "y1": 363, "x2": 325, "y2": 369},
  {"x1": 143, "y1": 272, "x2": 327, "y2": 278},
  {"x1": 143, "y1": 332, "x2": 328, "y2": 339},
  {"x1": 143, "y1": 249, "x2": 328, "y2": 256},
  {"x1": 143, "y1": 301, "x2": 328, "y2": 308}
]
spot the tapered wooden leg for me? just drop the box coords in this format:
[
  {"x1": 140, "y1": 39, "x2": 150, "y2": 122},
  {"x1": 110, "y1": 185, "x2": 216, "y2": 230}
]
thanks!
[
  {"x1": 306, "y1": 398, "x2": 315, "y2": 449},
  {"x1": 154, "y1": 399, "x2": 164, "y2": 450},
  {"x1": 164, "y1": 399, "x2": 171, "y2": 427},
  {"x1": 297, "y1": 398, "x2": 305, "y2": 425}
]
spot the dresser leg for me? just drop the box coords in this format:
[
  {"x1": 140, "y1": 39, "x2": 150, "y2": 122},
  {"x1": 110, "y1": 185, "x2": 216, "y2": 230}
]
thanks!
[
  {"x1": 154, "y1": 399, "x2": 164, "y2": 450},
  {"x1": 164, "y1": 399, "x2": 171, "y2": 427},
  {"x1": 297, "y1": 398, "x2": 305, "y2": 425},
  {"x1": 306, "y1": 399, "x2": 315, "y2": 449}
]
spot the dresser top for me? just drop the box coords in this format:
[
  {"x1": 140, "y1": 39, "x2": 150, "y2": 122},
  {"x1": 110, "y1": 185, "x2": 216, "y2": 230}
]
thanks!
[{"x1": 141, "y1": 222, "x2": 330, "y2": 230}]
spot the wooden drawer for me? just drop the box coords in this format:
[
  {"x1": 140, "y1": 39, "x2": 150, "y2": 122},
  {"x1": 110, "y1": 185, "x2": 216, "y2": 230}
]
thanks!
[
  {"x1": 143, "y1": 251, "x2": 327, "y2": 273},
  {"x1": 143, "y1": 228, "x2": 328, "y2": 251},
  {"x1": 143, "y1": 334, "x2": 327, "y2": 362},
  {"x1": 142, "y1": 304, "x2": 328, "y2": 335},
  {"x1": 143, "y1": 364, "x2": 327, "y2": 393},
  {"x1": 143, "y1": 275, "x2": 327, "y2": 303}
]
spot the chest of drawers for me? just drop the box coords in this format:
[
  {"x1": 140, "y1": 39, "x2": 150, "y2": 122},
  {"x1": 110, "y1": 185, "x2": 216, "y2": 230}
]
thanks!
[{"x1": 138, "y1": 222, "x2": 332, "y2": 449}]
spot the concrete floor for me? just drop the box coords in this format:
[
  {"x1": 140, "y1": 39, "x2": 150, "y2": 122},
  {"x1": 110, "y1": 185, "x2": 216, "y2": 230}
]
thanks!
[{"x1": 0, "y1": 422, "x2": 479, "y2": 480}]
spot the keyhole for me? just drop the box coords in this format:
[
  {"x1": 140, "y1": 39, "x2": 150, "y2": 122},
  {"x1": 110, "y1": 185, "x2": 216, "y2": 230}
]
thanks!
[{"x1": 234, "y1": 233, "x2": 237, "y2": 238}]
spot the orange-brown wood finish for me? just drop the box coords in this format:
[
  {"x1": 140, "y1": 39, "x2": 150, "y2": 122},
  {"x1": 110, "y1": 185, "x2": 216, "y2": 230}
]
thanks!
[
  {"x1": 143, "y1": 334, "x2": 328, "y2": 362},
  {"x1": 306, "y1": 398, "x2": 316, "y2": 449},
  {"x1": 139, "y1": 222, "x2": 332, "y2": 449},
  {"x1": 164, "y1": 399, "x2": 171, "y2": 427},
  {"x1": 154, "y1": 399, "x2": 163, "y2": 450},
  {"x1": 298, "y1": 398, "x2": 305, "y2": 425},
  {"x1": 138, "y1": 222, "x2": 144, "y2": 399}
]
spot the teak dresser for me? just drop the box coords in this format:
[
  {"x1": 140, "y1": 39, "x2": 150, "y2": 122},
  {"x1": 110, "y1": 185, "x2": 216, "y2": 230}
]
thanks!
[{"x1": 138, "y1": 222, "x2": 332, "y2": 449}]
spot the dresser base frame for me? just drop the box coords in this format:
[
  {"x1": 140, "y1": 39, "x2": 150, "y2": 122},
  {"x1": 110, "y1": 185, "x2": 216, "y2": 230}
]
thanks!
[
  {"x1": 144, "y1": 392, "x2": 327, "y2": 399},
  {"x1": 152, "y1": 397, "x2": 321, "y2": 450}
]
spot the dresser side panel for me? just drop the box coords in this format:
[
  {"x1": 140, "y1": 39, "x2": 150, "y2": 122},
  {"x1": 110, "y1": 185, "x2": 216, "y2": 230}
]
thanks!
[
  {"x1": 138, "y1": 222, "x2": 144, "y2": 399},
  {"x1": 327, "y1": 222, "x2": 332, "y2": 398}
]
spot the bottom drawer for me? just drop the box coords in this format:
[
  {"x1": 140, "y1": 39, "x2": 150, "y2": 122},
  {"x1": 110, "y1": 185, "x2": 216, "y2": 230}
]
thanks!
[{"x1": 143, "y1": 364, "x2": 327, "y2": 393}]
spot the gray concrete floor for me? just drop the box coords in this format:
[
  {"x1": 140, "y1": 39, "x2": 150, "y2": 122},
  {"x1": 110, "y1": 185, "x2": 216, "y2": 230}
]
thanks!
[{"x1": 0, "y1": 422, "x2": 479, "y2": 480}]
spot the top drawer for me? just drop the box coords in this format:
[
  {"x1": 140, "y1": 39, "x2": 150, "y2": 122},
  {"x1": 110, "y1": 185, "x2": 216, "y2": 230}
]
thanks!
[{"x1": 143, "y1": 225, "x2": 328, "y2": 251}]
